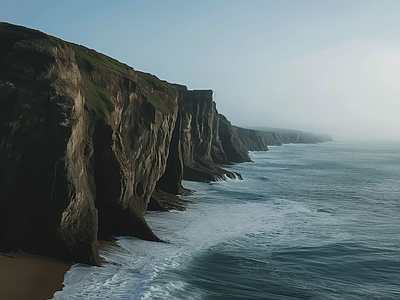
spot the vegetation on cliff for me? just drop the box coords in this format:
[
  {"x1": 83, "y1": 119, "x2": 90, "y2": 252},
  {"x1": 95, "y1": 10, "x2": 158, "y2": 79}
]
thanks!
[
  {"x1": 0, "y1": 22, "x2": 251, "y2": 265},
  {"x1": 1, "y1": 22, "x2": 330, "y2": 265},
  {"x1": 0, "y1": 22, "x2": 178, "y2": 265}
]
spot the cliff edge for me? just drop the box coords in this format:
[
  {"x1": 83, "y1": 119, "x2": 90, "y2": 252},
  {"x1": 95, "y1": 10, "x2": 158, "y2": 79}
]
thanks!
[
  {"x1": 0, "y1": 23, "x2": 251, "y2": 264},
  {"x1": 0, "y1": 23, "x2": 178, "y2": 265}
]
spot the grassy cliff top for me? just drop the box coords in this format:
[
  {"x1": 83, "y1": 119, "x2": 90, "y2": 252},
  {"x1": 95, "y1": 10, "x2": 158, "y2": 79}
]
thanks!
[{"x1": 0, "y1": 22, "x2": 177, "y2": 116}]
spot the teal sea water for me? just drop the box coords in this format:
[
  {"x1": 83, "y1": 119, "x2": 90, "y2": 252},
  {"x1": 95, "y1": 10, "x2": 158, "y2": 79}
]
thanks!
[{"x1": 53, "y1": 141, "x2": 400, "y2": 300}]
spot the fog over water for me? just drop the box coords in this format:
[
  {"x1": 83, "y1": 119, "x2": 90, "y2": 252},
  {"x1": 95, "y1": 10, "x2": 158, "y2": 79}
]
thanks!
[{"x1": 2, "y1": 0, "x2": 400, "y2": 141}]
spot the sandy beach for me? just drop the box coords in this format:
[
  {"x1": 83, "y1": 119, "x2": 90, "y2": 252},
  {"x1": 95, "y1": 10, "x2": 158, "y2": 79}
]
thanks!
[
  {"x1": 0, "y1": 251, "x2": 71, "y2": 300},
  {"x1": 0, "y1": 240, "x2": 118, "y2": 300}
]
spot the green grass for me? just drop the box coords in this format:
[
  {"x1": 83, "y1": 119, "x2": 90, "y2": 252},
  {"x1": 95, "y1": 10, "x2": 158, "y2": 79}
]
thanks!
[
  {"x1": 85, "y1": 80, "x2": 114, "y2": 118},
  {"x1": 136, "y1": 72, "x2": 177, "y2": 114},
  {"x1": 72, "y1": 44, "x2": 133, "y2": 78},
  {"x1": 145, "y1": 94, "x2": 169, "y2": 113},
  {"x1": 57, "y1": 40, "x2": 177, "y2": 116},
  {"x1": 136, "y1": 71, "x2": 169, "y2": 90},
  {"x1": 1, "y1": 22, "x2": 178, "y2": 117}
]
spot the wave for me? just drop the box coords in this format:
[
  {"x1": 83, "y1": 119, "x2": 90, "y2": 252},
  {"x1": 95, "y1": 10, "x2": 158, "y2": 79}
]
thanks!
[{"x1": 54, "y1": 142, "x2": 400, "y2": 300}]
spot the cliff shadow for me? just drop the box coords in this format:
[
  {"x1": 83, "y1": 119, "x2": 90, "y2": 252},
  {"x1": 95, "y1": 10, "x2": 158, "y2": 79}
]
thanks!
[{"x1": 92, "y1": 119, "x2": 160, "y2": 242}]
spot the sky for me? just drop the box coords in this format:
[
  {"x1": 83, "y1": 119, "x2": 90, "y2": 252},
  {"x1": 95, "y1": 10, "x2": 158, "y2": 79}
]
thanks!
[{"x1": 1, "y1": 0, "x2": 400, "y2": 141}]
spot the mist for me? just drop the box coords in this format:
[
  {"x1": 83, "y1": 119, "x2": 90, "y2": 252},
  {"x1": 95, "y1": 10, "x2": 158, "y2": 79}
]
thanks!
[
  {"x1": 232, "y1": 38, "x2": 400, "y2": 141},
  {"x1": 1, "y1": 0, "x2": 399, "y2": 141}
]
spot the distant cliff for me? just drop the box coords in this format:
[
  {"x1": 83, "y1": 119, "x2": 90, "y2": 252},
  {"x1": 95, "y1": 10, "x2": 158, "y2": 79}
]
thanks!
[
  {"x1": 156, "y1": 85, "x2": 250, "y2": 186},
  {"x1": 253, "y1": 127, "x2": 331, "y2": 144},
  {"x1": 314, "y1": 134, "x2": 333, "y2": 142},
  {"x1": 0, "y1": 22, "x2": 331, "y2": 265},
  {"x1": 234, "y1": 126, "x2": 331, "y2": 150},
  {"x1": 0, "y1": 23, "x2": 251, "y2": 264},
  {"x1": 218, "y1": 114, "x2": 251, "y2": 163},
  {"x1": 234, "y1": 127, "x2": 282, "y2": 150}
]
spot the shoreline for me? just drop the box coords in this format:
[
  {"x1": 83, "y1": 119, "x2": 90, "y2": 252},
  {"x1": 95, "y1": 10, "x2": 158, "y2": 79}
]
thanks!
[
  {"x1": 0, "y1": 250, "x2": 71, "y2": 300},
  {"x1": 0, "y1": 240, "x2": 117, "y2": 300}
]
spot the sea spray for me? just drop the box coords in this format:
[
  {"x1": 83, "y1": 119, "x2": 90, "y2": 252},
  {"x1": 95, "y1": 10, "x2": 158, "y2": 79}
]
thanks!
[{"x1": 54, "y1": 142, "x2": 400, "y2": 300}]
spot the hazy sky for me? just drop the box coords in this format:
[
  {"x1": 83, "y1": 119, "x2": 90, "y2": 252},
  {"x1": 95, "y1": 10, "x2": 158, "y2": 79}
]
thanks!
[{"x1": 1, "y1": 0, "x2": 400, "y2": 141}]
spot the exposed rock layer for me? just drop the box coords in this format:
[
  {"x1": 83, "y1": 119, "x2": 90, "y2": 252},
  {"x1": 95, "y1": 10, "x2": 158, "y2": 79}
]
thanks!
[
  {"x1": 235, "y1": 126, "x2": 270, "y2": 151},
  {"x1": 0, "y1": 23, "x2": 252, "y2": 264},
  {"x1": 165, "y1": 84, "x2": 250, "y2": 183},
  {"x1": 1, "y1": 23, "x2": 333, "y2": 266},
  {"x1": 0, "y1": 23, "x2": 178, "y2": 265}
]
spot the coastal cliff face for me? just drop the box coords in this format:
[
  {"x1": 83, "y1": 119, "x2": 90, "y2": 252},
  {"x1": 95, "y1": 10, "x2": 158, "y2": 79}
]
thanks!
[
  {"x1": 235, "y1": 126, "x2": 332, "y2": 150},
  {"x1": 251, "y1": 127, "x2": 331, "y2": 144},
  {"x1": 218, "y1": 114, "x2": 252, "y2": 163},
  {"x1": 150, "y1": 86, "x2": 252, "y2": 210},
  {"x1": 0, "y1": 23, "x2": 253, "y2": 264},
  {"x1": 234, "y1": 127, "x2": 270, "y2": 151},
  {"x1": 0, "y1": 23, "x2": 178, "y2": 265},
  {"x1": 275, "y1": 132, "x2": 321, "y2": 144},
  {"x1": 0, "y1": 23, "x2": 331, "y2": 265},
  {"x1": 234, "y1": 127, "x2": 283, "y2": 151},
  {"x1": 171, "y1": 85, "x2": 250, "y2": 182},
  {"x1": 258, "y1": 131, "x2": 282, "y2": 146}
]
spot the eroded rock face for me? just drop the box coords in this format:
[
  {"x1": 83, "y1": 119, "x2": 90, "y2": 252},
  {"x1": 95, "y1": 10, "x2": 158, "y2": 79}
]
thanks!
[
  {"x1": 0, "y1": 22, "x2": 252, "y2": 264},
  {"x1": 177, "y1": 87, "x2": 224, "y2": 181},
  {"x1": 0, "y1": 23, "x2": 178, "y2": 264},
  {"x1": 258, "y1": 130, "x2": 282, "y2": 146},
  {"x1": 251, "y1": 127, "x2": 328, "y2": 144},
  {"x1": 234, "y1": 126, "x2": 270, "y2": 151},
  {"x1": 218, "y1": 114, "x2": 252, "y2": 163},
  {"x1": 173, "y1": 86, "x2": 249, "y2": 182},
  {"x1": 211, "y1": 102, "x2": 228, "y2": 164},
  {"x1": 234, "y1": 127, "x2": 283, "y2": 150},
  {"x1": 155, "y1": 85, "x2": 250, "y2": 184}
]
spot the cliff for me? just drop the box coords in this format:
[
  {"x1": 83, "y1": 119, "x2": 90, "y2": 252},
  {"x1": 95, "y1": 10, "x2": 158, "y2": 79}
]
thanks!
[
  {"x1": 149, "y1": 86, "x2": 252, "y2": 211},
  {"x1": 0, "y1": 23, "x2": 251, "y2": 264},
  {"x1": 258, "y1": 130, "x2": 282, "y2": 146},
  {"x1": 164, "y1": 85, "x2": 250, "y2": 183},
  {"x1": 253, "y1": 127, "x2": 331, "y2": 144},
  {"x1": 234, "y1": 125, "x2": 332, "y2": 150},
  {"x1": 0, "y1": 23, "x2": 179, "y2": 265},
  {"x1": 234, "y1": 127, "x2": 268, "y2": 151},
  {"x1": 236, "y1": 126, "x2": 332, "y2": 148},
  {"x1": 234, "y1": 126, "x2": 283, "y2": 150},
  {"x1": 218, "y1": 115, "x2": 252, "y2": 163}
]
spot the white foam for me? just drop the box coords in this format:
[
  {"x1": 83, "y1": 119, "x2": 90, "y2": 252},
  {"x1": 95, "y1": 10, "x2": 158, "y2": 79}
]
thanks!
[{"x1": 53, "y1": 151, "x2": 341, "y2": 300}]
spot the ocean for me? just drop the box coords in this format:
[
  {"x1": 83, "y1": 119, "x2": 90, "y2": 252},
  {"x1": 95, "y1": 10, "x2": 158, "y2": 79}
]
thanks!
[{"x1": 53, "y1": 141, "x2": 400, "y2": 300}]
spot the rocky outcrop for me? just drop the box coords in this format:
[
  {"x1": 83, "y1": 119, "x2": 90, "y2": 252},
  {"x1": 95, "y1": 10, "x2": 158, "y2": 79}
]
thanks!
[
  {"x1": 234, "y1": 126, "x2": 281, "y2": 151},
  {"x1": 165, "y1": 85, "x2": 250, "y2": 182},
  {"x1": 177, "y1": 87, "x2": 221, "y2": 181},
  {"x1": 275, "y1": 131, "x2": 320, "y2": 143},
  {"x1": 248, "y1": 127, "x2": 332, "y2": 145},
  {"x1": 258, "y1": 130, "x2": 282, "y2": 146},
  {"x1": 235, "y1": 127, "x2": 269, "y2": 151},
  {"x1": 211, "y1": 103, "x2": 228, "y2": 164},
  {"x1": 235, "y1": 125, "x2": 334, "y2": 150},
  {"x1": 275, "y1": 131, "x2": 324, "y2": 144},
  {"x1": 0, "y1": 23, "x2": 178, "y2": 265},
  {"x1": 0, "y1": 22, "x2": 253, "y2": 265},
  {"x1": 218, "y1": 114, "x2": 252, "y2": 163}
]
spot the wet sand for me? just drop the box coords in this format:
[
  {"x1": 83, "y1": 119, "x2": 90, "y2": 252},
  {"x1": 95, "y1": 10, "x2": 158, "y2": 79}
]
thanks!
[
  {"x1": 0, "y1": 240, "x2": 118, "y2": 299},
  {"x1": 0, "y1": 251, "x2": 71, "y2": 300}
]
